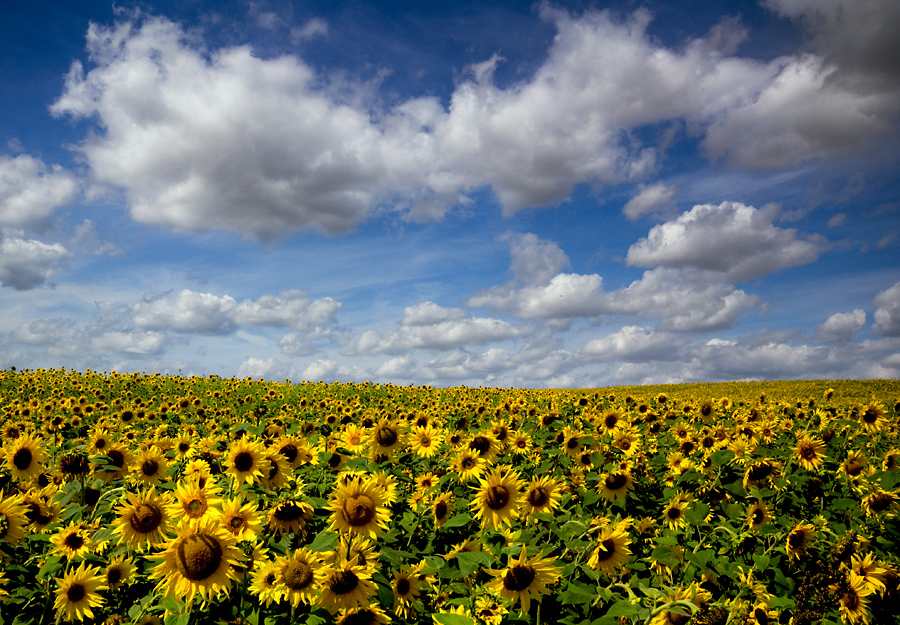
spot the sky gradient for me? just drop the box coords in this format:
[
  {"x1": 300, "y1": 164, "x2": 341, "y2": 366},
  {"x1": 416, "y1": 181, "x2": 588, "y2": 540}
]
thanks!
[{"x1": 1, "y1": 0, "x2": 899, "y2": 387}]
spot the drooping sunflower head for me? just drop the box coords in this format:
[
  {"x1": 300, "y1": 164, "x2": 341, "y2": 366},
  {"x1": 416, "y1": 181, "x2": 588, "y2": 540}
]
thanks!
[
  {"x1": 0, "y1": 494, "x2": 29, "y2": 545},
  {"x1": 267, "y1": 498, "x2": 315, "y2": 536},
  {"x1": 785, "y1": 523, "x2": 815, "y2": 559}
]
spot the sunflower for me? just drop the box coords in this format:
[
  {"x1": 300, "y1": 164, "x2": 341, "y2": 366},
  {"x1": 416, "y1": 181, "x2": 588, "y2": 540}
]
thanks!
[
  {"x1": 747, "y1": 603, "x2": 778, "y2": 625},
  {"x1": 4, "y1": 433, "x2": 48, "y2": 481},
  {"x1": 104, "y1": 553, "x2": 134, "y2": 589},
  {"x1": 53, "y1": 561, "x2": 107, "y2": 622},
  {"x1": 260, "y1": 451, "x2": 291, "y2": 489},
  {"x1": 612, "y1": 428, "x2": 641, "y2": 456},
  {"x1": 471, "y1": 466, "x2": 523, "y2": 530},
  {"x1": 131, "y1": 446, "x2": 169, "y2": 486},
  {"x1": 839, "y1": 572, "x2": 874, "y2": 625},
  {"x1": 746, "y1": 500, "x2": 770, "y2": 530},
  {"x1": 560, "y1": 427, "x2": 583, "y2": 458},
  {"x1": 275, "y1": 548, "x2": 324, "y2": 607},
  {"x1": 597, "y1": 410, "x2": 623, "y2": 435},
  {"x1": 391, "y1": 562, "x2": 427, "y2": 619},
  {"x1": 219, "y1": 497, "x2": 262, "y2": 542},
  {"x1": 249, "y1": 559, "x2": 281, "y2": 607},
  {"x1": 662, "y1": 498, "x2": 688, "y2": 530},
  {"x1": 410, "y1": 425, "x2": 442, "y2": 458},
  {"x1": 319, "y1": 557, "x2": 378, "y2": 614},
  {"x1": 267, "y1": 498, "x2": 315, "y2": 536},
  {"x1": 89, "y1": 429, "x2": 113, "y2": 455},
  {"x1": 587, "y1": 525, "x2": 632, "y2": 576},
  {"x1": 598, "y1": 471, "x2": 633, "y2": 505},
  {"x1": 173, "y1": 435, "x2": 195, "y2": 460},
  {"x1": 861, "y1": 489, "x2": 899, "y2": 517},
  {"x1": 0, "y1": 494, "x2": 28, "y2": 545},
  {"x1": 648, "y1": 584, "x2": 712, "y2": 625},
  {"x1": 486, "y1": 546, "x2": 562, "y2": 615},
  {"x1": 325, "y1": 534, "x2": 382, "y2": 569},
  {"x1": 451, "y1": 449, "x2": 486, "y2": 482},
  {"x1": 274, "y1": 436, "x2": 308, "y2": 469},
  {"x1": 859, "y1": 400, "x2": 886, "y2": 433},
  {"x1": 370, "y1": 418, "x2": 406, "y2": 457},
  {"x1": 149, "y1": 518, "x2": 243, "y2": 604},
  {"x1": 170, "y1": 481, "x2": 223, "y2": 527},
  {"x1": 743, "y1": 460, "x2": 781, "y2": 490},
  {"x1": 93, "y1": 444, "x2": 132, "y2": 482},
  {"x1": 50, "y1": 522, "x2": 94, "y2": 559},
  {"x1": 850, "y1": 552, "x2": 887, "y2": 594},
  {"x1": 432, "y1": 492, "x2": 454, "y2": 529},
  {"x1": 882, "y1": 448, "x2": 900, "y2": 472},
  {"x1": 784, "y1": 522, "x2": 814, "y2": 559},
  {"x1": 521, "y1": 475, "x2": 562, "y2": 519},
  {"x1": 113, "y1": 487, "x2": 173, "y2": 549},
  {"x1": 341, "y1": 425, "x2": 368, "y2": 455},
  {"x1": 327, "y1": 476, "x2": 389, "y2": 538},
  {"x1": 840, "y1": 451, "x2": 870, "y2": 481},
  {"x1": 794, "y1": 436, "x2": 827, "y2": 471},
  {"x1": 370, "y1": 470, "x2": 399, "y2": 505},
  {"x1": 224, "y1": 438, "x2": 267, "y2": 487},
  {"x1": 509, "y1": 432, "x2": 532, "y2": 455},
  {"x1": 21, "y1": 485, "x2": 61, "y2": 531},
  {"x1": 474, "y1": 594, "x2": 508, "y2": 625},
  {"x1": 336, "y1": 606, "x2": 391, "y2": 625}
]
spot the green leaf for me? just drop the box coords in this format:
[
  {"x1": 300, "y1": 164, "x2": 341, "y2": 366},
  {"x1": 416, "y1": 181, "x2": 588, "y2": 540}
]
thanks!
[
  {"x1": 604, "y1": 599, "x2": 641, "y2": 619},
  {"x1": 442, "y1": 513, "x2": 471, "y2": 529},
  {"x1": 37, "y1": 556, "x2": 63, "y2": 580},
  {"x1": 559, "y1": 582, "x2": 596, "y2": 606},
  {"x1": 753, "y1": 554, "x2": 770, "y2": 570},
  {"x1": 456, "y1": 551, "x2": 493, "y2": 576},
  {"x1": 307, "y1": 531, "x2": 339, "y2": 552},
  {"x1": 432, "y1": 614, "x2": 476, "y2": 625}
]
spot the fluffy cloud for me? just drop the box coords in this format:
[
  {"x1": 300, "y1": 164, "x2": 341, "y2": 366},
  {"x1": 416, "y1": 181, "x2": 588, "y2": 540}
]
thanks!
[
  {"x1": 504, "y1": 232, "x2": 571, "y2": 285},
  {"x1": 626, "y1": 202, "x2": 828, "y2": 281},
  {"x1": 469, "y1": 268, "x2": 757, "y2": 332},
  {"x1": 623, "y1": 182, "x2": 677, "y2": 220},
  {"x1": 872, "y1": 281, "x2": 900, "y2": 336},
  {"x1": 578, "y1": 326, "x2": 683, "y2": 362},
  {"x1": 0, "y1": 155, "x2": 79, "y2": 226},
  {"x1": 0, "y1": 236, "x2": 72, "y2": 290},
  {"x1": 130, "y1": 289, "x2": 340, "y2": 335},
  {"x1": 9, "y1": 319, "x2": 166, "y2": 359},
  {"x1": 344, "y1": 303, "x2": 527, "y2": 355},
  {"x1": 816, "y1": 309, "x2": 866, "y2": 342}
]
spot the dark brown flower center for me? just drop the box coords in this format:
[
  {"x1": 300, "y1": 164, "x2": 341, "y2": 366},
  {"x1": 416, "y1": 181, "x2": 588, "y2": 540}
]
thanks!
[
  {"x1": 343, "y1": 494, "x2": 376, "y2": 526},
  {"x1": 329, "y1": 570, "x2": 359, "y2": 594},
  {"x1": 788, "y1": 530, "x2": 805, "y2": 549},
  {"x1": 801, "y1": 445, "x2": 817, "y2": 460},
  {"x1": 375, "y1": 426, "x2": 398, "y2": 447},
  {"x1": 667, "y1": 506, "x2": 682, "y2": 520},
  {"x1": 230, "y1": 516, "x2": 245, "y2": 529},
  {"x1": 234, "y1": 452, "x2": 254, "y2": 472},
  {"x1": 868, "y1": 493, "x2": 893, "y2": 513},
  {"x1": 527, "y1": 487, "x2": 549, "y2": 508},
  {"x1": 605, "y1": 473, "x2": 628, "y2": 491},
  {"x1": 503, "y1": 564, "x2": 536, "y2": 591},
  {"x1": 64, "y1": 532, "x2": 85, "y2": 550},
  {"x1": 66, "y1": 583, "x2": 86, "y2": 603},
  {"x1": 176, "y1": 534, "x2": 224, "y2": 580},
  {"x1": 283, "y1": 559, "x2": 314, "y2": 590},
  {"x1": 747, "y1": 463, "x2": 773, "y2": 481},
  {"x1": 470, "y1": 436, "x2": 490, "y2": 454},
  {"x1": 279, "y1": 443, "x2": 298, "y2": 463},
  {"x1": 107, "y1": 567, "x2": 123, "y2": 585},
  {"x1": 595, "y1": 538, "x2": 616, "y2": 562},
  {"x1": 274, "y1": 502, "x2": 303, "y2": 522},
  {"x1": 434, "y1": 501, "x2": 448, "y2": 519},
  {"x1": 141, "y1": 460, "x2": 159, "y2": 476},
  {"x1": 486, "y1": 485, "x2": 510, "y2": 510},
  {"x1": 396, "y1": 577, "x2": 411, "y2": 596},
  {"x1": 13, "y1": 448, "x2": 33, "y2": 471},
  {"x1": 130, "y1": 502, "x2": 163, "y2": 534}
]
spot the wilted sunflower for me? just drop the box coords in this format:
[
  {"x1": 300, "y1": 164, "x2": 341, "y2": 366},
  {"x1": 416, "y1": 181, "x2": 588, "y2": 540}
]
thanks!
[
  {"x1": 839, "y1": 572, "x2": 874, "y2": 625},
  {"x1": 471, "y1": 466, "x2": 523, "y2": 530},
  {"x1": 224, "y1": 438, "x2": 267, "y2": 487},
  {"x1": 785, "y1": 522, "x2": 815, "y2": 559},
  {"x1": 267, "y1": 498, "x2": 315, "y2": 536},
  {"x1": 0, "y1": 494, "x2": 28, "y2": 545},
  {"x1": 794, "y1": 436, "x2": 827, "y2": 471},
  {"x1": 149, "y1": 518, "x2": 242, "y2": 604},
  {"x1": 743, "y1": 460, "x2": 781, "y2": 490},
  {"x1": 882, "y1": 448, "x2": 900, "y2": 472},
  {"x1": 275, "y1": 548, "x2": 324, "y2": 607},
  {"x1": 598, "y1": 471, "x2": 633, "y2": 505},
  {"x1": 4, "y1": 433, "x2": 48, "y2": 481},
  {"x1": 521, "y1": 475, "x2": 562, "y2": 519},
  {"x1": 328, "y1": 476, "x2": 389, "y2": 538},
  {"x1": 219, "y1": 496, "x2": 262, "y2": 541},
  {"x1": 861, "y1": 488, "x2": 899, "y2": 517},
  {"x1": 486, "y1": 546, "x2": 562, "y2": 615},
  {"x1": 54, "y1": 561, "x2": 107, "y2": 622},
  {"x1": 410, "y1": 425, "x2": 442, "y2": 458},
  {"x1": 319, "y1": 557, "x2": 378, "y2": 613},
  {"x1": 113, "y1": 487, "x2": 173, "y2": 549},
  {"x1": 587, "y1": 525, "x2": 632, "y2": 576},
  {"x1": 648, "y1": 584, "x2": 712, "y2": 625},
  {"x1": 50, "y1": 522, "x2": 94, "y2": 559}
]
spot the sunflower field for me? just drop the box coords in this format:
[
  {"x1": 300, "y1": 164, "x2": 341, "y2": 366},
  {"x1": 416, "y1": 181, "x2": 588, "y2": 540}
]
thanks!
[{"x1": 1, "y1": 370, "x2": 899, "y2": 625}]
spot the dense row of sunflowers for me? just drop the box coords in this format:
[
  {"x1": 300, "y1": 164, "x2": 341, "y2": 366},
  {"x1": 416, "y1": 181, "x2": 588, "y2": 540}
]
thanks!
[{"x1": 0, "y1": 370, "x2": 898, "y2": 625}]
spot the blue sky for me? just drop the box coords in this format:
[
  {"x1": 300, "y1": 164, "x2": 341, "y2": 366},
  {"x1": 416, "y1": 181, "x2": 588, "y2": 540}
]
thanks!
[{"x1": 1, "y1": 0, "x2": 899, "y2": 387}]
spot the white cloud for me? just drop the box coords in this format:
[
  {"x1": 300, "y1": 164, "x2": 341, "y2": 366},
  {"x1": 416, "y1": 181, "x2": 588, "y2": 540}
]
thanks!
[
  {"x1": 816, "y1": 309, "x2": 866, "y2": 342},
  {"x1": 238, "y1": 357, "x2": 290, "y2": 380},
  {"x1": 0, "y1": 236, "x2": 72, "y2": 290},
  {"x1": 291, "y1": 18, "x2": 328, "y2": 43},
  {"x1": 0, "y1": 154, "x2": 78, "y2": 226},
  {"x1": 132, "y1": 290, "x2": 239, "y2": 335},
  {"x1": 578, "y1": 326, "x2": 682, "y2": 362},
  {"x1": 503, "y1": 232, "x2": 570, "y2": 285},
  {"x1": 873, "y1": 281, "x2": 900, "y2": 336},
  {"x1": 9, "y1": 319, "x2": 166, "y2": 359},
  {"x1": 400, "y1": 301, "x2": 467, "y2": 326},
  {"x1": 623, "y1": 182, "x2": 677, "y2": 220},
  {"x1": 232, "y1": 290, "x2": 340, "y2": 330},
  {"x1": 626, "y1": 201, "x2": 828, "y2": 281}
]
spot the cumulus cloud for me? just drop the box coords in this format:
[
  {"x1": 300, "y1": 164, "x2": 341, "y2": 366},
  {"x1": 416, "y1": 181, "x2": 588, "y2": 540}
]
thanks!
[
  {"x1": 626, "y1": 201, "x2": 828, "y2": 281},
  {"x1": 623, "y1": 182, "x2": 677, "y2": 220},
  {"x1": 343, "y1": 302, "x2": 526, "y2": 355},
  {"x1": 49, "y1": 6, "x2": 891, "y2": 239},
  {"x1": 130, "y1": 289, "x2": 341, "y2": 335},
  {"x1": 0, "y1": 235, "x2": 72, "y2": 290},
  {"x1": 578, "y1": 326, "x2": 683, "y2": 362},
  {"x1": 469, "y1": 267, "x2": 757, "y2": 332},
  {"x1": 816, "y1": 309, "x2": 866, "y2": 342},
  {"x1": 0, "y1": 154, "x2": 79, "y2": 226},
  {"x1": 503, "y1": 232, "x2": 571, "y2": 285},
  {"x1": 9, "y1": 319, "x2": 166, "y2": 359},
  {"x1": 873, "y1": 281, "x2": 900, "y2": 336}
]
